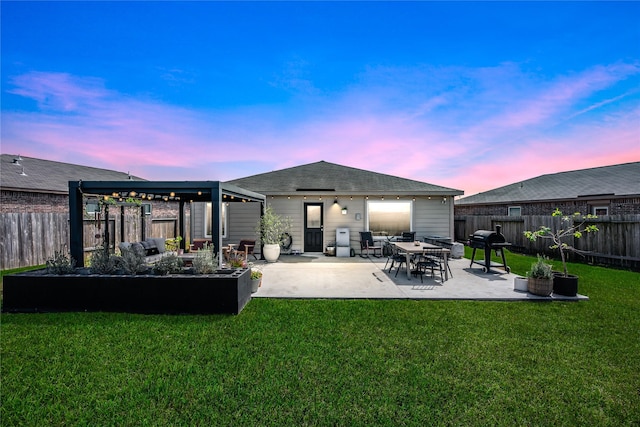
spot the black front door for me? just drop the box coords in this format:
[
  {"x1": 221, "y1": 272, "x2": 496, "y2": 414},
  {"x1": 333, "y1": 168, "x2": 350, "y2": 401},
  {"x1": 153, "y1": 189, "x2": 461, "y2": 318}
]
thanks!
[{"x1": 304, "y1": 203, "x2": 323, "y2": 252}]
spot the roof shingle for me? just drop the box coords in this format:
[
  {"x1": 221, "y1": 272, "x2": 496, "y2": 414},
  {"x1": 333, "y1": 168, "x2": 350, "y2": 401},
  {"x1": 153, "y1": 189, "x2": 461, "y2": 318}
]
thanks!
[
  {"x1": 227, "y1": 161, "x2": 463, "y2": 195},
  {"x1": 1, "y1": 154, "x2": 146, "y2": 194},
  {"x1": 456, "y1": 162, "x2": 640, "y2": 205}
]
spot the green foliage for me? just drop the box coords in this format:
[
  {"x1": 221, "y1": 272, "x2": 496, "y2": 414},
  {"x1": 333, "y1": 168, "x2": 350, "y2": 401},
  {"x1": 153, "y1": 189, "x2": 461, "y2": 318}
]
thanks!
[
  {"x1": 256, "y1": 205, "x2": 292, "y2": 245},
  {"x1": 250, "y1": 268, "x2": 263, "y2": 280},
  {"x1": 192, "y1": 247, "x2": 218, "y2": 274},
  {"x1": 165, "y1": 236, "x2": 183, "y2": 252},
  {"x1": 119, "y1": 246, "x2": 147, "y2": 275},
  {"x1": 524, "y1": 208, "x2": 599, "y2": 277},
  {"x1": 526, "y1": 255, "x2": 554, "y2": 279},
  {"x1": 152, "y1": 254, "x2": 183, "y2": 276},
  {"x1": 88, "y1": 247, "x2": 120, "y2": 275},
  {"x1": 45, "y1": 249, "x2": 76, "y2": 275}
]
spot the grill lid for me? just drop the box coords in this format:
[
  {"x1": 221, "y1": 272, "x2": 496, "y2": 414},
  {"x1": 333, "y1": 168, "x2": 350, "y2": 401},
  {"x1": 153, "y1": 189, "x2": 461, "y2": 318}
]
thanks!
[{"x1": 469, "y1": 225, "x2": 507, "y2": 246}]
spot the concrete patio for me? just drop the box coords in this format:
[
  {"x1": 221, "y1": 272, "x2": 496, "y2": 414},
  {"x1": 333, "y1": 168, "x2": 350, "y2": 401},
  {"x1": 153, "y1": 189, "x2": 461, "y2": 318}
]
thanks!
[{"x1": 252, "y1": 253, "x2": 589, "y2": 301}]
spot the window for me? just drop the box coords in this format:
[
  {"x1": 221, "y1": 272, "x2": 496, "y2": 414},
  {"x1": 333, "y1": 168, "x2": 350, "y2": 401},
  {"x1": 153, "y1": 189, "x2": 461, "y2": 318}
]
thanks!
[
  {"x1": 593, "y1": 206, "x2": 608, "y2": 216},
  {"x1": 367, "y1": 201, "x2": 411, "y2": 237},
  {"x1": 508, "y1": 206, "x2": 521, "y2": 216},
  {"x1": 205, "y1": 202, "x2": 227, "y2": 238}
]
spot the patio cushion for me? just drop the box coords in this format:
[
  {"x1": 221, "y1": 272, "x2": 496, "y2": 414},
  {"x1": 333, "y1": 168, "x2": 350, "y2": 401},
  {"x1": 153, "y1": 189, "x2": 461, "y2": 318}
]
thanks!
[
  {"x1": 148, "y1": 237, "x2": 166, "y2": 253},
  {"x1": 130, "y1": 242, "x2": 145, "y2": 256}
]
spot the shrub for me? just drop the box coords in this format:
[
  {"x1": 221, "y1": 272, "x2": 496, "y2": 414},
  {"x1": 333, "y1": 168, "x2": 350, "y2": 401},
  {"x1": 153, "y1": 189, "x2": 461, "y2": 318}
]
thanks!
[
  {"x1": 45, "y1": 249, "x2": 76, "y2": 275},
  {"x1": 152, "y1": 254, "x2": 183, "y2": 276},
  {"x1": 119, "y1": 246, "x2": 147, "y2": 275},
  {"x1": 527, "y1": 255, "x2": 553, "y2": 280},
  {"x1": 192, "y1": 249, "x2": 218, "y2": 274},
  {"x1": 89, "y1": 247, "x2": 120, "y2": 275}
]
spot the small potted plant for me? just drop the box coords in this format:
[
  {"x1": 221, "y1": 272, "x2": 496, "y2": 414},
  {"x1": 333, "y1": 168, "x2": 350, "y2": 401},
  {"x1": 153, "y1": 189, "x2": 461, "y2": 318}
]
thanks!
[
  {"x1": 526, "y1": 255, "x2": 554, "y2": 296},
  {"x1": 250, "y1": 268, "x2": 263, "y2": 293},
  {"x1": 524, "y1": 209, "x2": 599, "y2": 296},
  {"x1": 256, "y1": 205, "x2": 291, "y2": 262}
]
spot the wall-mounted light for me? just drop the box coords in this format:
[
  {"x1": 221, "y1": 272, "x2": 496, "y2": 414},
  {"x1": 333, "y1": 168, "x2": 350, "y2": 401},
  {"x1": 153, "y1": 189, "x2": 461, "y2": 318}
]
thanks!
[
  {"x1": 341, "y1": 207, "x2": 348, "y2": 215},
  {"x1": 129, "y1": 191, "x2": 137, "y2": 197},
  {"x1": 333, "y1": 198, "x2": 338, "y2": 205},
  {"x1": 442, "y1": 197, "x2": 447, "y2": 204}
]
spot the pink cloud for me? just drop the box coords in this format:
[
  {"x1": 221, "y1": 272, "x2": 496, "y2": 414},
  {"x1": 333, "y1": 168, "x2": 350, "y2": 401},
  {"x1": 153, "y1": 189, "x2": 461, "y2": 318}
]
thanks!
[{"x1": 2, "y1": 65, "x2": 638, "y2": 196}]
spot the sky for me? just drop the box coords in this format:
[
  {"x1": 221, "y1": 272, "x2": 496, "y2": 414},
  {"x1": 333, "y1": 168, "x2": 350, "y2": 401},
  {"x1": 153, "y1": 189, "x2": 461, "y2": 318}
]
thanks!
[{"x1": 2, "y1": 1, "x2": 639, "y2": 198}]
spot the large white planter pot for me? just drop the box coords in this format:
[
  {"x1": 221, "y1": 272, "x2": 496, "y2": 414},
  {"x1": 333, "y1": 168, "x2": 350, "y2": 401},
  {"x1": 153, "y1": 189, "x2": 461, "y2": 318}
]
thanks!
[
  {"x1": 514, "y1": 276, "x2": 528, "y2": 292},
  {"x1": 263, "y1": 244, "x2": 281, "y2": 263}
]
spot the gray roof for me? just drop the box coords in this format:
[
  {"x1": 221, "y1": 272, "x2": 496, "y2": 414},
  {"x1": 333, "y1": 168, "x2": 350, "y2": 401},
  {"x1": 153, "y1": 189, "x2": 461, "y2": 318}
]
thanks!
[
  {"x1": 456, "y1": 162, "x2": 640, "y2": 205},
  {"x1": 1, "y1": 154, "x2": 146, "y2": 194},
  {"x1": 227, "y1": 160, "x2": 463, "y2": 196}
]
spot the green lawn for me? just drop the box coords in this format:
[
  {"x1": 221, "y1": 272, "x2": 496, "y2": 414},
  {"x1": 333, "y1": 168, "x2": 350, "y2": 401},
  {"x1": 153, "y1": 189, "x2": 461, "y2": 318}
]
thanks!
[{"x1": 2, "y1": 252, "x2": 639, "y2": 426}]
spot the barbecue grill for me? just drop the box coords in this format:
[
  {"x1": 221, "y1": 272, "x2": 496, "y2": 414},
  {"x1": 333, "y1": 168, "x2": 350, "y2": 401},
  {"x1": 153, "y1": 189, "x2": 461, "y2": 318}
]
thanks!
[{"x1": 468, "y1": 225, "x2": 511, "y2": 273}]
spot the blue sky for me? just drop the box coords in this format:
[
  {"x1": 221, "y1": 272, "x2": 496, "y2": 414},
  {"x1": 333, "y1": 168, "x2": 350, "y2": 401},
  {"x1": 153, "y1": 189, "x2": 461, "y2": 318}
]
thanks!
[{"x1": 2, "y1": 1, "x2": 639, "y2": 196}]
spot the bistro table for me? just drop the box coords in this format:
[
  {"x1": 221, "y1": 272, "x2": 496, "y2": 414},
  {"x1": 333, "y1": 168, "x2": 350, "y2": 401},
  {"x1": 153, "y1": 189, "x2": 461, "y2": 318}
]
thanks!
[{"x1": 392, "y1": 241, "x2": 451, "y2": 281}]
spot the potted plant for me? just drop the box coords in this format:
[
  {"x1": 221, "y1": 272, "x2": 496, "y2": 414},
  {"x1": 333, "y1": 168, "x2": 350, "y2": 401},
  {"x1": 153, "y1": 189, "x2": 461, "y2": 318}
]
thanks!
[
  {"x1": 250, "y1": 268, "x2": 263, "y2": 293},
  {"x1": 256, "y1": 205, "x2": 291, "y2": 262},
  {"x1": 526, "y1": 255, "x2": 554, "y2": 296},
  {"x1": 524, "y1": 209, "x2": 599, "y2": 296}
]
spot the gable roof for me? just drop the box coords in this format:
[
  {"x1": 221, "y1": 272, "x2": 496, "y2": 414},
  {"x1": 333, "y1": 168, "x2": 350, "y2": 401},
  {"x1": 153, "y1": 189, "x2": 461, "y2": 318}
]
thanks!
[
  {"x1": 1, "y1": 154, "x2": 146, "y2": 195},
  {"x1": 227, "y1": 160, "x2": 463, "y2": 196},
  {"x1": 456, "y1": 162, "x2": 640, "y2": 205}
]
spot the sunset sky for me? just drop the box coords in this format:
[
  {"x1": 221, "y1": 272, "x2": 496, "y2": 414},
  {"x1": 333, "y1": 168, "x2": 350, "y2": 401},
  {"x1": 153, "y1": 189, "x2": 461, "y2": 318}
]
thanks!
[{"x1": 2, "y1": 1, "x2": 638, "y2": 197}]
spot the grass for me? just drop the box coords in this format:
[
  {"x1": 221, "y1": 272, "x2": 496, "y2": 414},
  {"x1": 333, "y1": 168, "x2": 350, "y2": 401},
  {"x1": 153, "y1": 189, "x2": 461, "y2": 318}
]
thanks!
[{"x1": 2, "y1": 253, "x2": 639, "y2": 426}]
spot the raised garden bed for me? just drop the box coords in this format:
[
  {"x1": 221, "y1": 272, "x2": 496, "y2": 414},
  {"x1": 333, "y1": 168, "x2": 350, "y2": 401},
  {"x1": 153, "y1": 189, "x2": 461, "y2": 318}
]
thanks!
[{"x1": 2, "y1": 268, "x2": 251, "y2": 315}]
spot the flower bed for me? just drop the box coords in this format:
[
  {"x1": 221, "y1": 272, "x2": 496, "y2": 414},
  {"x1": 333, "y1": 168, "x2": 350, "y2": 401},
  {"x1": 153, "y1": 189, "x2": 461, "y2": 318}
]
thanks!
[{"x1": 2, "y1": 268, "x2": 251, "y2": 315}]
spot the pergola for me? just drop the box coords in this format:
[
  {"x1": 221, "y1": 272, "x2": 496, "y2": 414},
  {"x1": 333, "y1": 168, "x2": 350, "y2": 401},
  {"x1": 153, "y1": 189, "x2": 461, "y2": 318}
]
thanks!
[{"x1": 69, "y1": 180, "x2": 266, "y2": 267}]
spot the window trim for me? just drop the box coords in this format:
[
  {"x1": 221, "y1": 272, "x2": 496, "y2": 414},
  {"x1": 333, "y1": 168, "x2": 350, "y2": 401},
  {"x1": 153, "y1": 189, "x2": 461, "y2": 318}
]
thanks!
[
  {"x1": 508, "y1": 206, "x2": 522, "y2": 216},
  {"x1": 366, "y1": 200, "x2": 413, "y2": 237},
  {"x1": 592, "y1": 206, "x2": 609, "y2": 216}
]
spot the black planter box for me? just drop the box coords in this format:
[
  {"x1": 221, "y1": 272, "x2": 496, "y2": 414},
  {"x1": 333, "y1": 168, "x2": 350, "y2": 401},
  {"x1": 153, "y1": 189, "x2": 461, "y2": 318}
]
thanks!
[
  {"x1": 2, "y1": 269, "x2": 252, "y2": 315},
  {"x1": 553, "y1": 273, "x2": 579, "y2": 297}
]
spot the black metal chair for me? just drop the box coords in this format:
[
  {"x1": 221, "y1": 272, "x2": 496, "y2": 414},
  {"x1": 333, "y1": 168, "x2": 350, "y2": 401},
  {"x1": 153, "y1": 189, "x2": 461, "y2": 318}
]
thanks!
[
  {"x1": 414, "y1": 248, "x2": 445, "y2": 282},
  {"x1": 359, "y1": 232, "x2": 383, "y2": 258},
  {"x1": 400, "y1": 231, "x2": 416, "y2": 242},
  {"x1": 385, "y1": 244, "x2": 408, "y2": 277}
]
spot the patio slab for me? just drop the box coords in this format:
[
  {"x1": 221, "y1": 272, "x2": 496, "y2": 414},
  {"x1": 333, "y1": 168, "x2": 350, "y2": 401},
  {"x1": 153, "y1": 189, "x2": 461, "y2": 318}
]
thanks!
[{"x1": 252, "y1": 253, "x2": 589, "y2": 301}]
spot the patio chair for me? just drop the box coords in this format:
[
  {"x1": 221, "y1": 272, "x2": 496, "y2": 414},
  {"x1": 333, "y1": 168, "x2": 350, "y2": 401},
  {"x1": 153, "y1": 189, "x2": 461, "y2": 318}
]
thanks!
[
  {"x1": 386, "y1": 244, "x2": 408, "y2": 277},
  {"x1": 400, "y1": 231, "x2": 416, "y2": 242},
  {"x1": 237, "y1": 239, "x2": 257, "y2": 260},
  {"x1": 414, "y1": 248, "x2": 445, "y2": 282},
  {"x1": 359, "y1": 232, "x2": 383, "y2": 258}
]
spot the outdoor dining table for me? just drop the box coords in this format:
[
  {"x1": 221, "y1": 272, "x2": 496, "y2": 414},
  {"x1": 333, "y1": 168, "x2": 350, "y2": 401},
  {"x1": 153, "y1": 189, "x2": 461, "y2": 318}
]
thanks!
[{"x1": 392, "y1": 241, "x2": 451, "y2": 281}]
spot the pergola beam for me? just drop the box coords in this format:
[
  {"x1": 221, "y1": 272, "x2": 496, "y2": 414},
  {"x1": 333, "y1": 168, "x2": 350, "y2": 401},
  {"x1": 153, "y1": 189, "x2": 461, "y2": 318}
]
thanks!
[{"x1": 69, "y1": 180, "x2": 265, "y2": 267}]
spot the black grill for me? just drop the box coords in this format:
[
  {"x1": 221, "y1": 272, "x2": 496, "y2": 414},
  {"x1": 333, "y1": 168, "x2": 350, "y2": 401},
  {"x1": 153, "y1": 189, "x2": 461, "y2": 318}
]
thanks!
[{"x1": 468, "y1": 225, "x2": 511, "y2": 273}]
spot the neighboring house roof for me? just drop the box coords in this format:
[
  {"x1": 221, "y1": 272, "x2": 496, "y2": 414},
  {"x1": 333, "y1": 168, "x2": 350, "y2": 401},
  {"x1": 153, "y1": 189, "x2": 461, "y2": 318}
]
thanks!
[
  {"x1": 0, "y1": 154, "x2": 146, "y2": 195},
  {"x1": 456, "y1": 162, "x2": 640, "y2": 205},
  {"x1": 227, "y1": 160, "x2": 463, "y2": 196}
]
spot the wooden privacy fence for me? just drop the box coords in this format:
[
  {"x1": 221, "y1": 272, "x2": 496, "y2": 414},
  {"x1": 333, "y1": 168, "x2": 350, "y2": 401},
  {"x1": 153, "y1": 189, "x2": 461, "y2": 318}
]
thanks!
[
  {"x1": 0, "y1": 213, "x2": 185, "y2": 270},
  {"x1": 455, "y1": 215, "x2": 640, "y2": 270}
]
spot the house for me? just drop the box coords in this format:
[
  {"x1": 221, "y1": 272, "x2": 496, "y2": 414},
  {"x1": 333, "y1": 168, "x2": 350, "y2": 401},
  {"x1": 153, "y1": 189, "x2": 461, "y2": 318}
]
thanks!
[
  {"x1": 0, "y1": 154, "x2": 146, "y2": 215},
  {"x1": 0, "y1": 154, "x2": 158, "y2": 269},
  {"x1": 190, "y1": 161, "x2": 464, "y2": 255},
  {"x1": 454, "y1": 162, "x2": 640, "y2": 269},
  {"x1": 455, "y1": 162, "x2": 640, "y2": 217}
]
